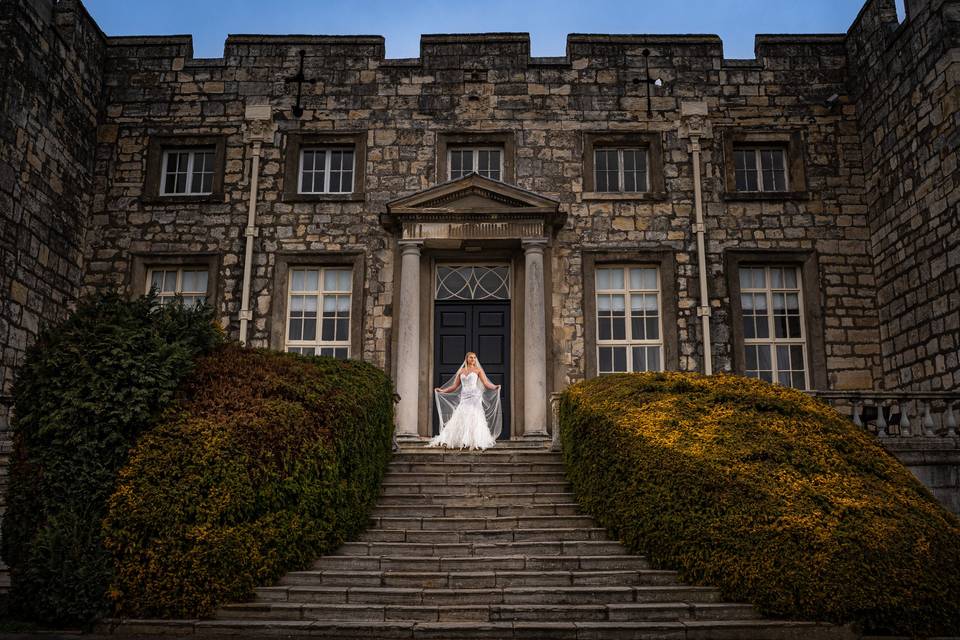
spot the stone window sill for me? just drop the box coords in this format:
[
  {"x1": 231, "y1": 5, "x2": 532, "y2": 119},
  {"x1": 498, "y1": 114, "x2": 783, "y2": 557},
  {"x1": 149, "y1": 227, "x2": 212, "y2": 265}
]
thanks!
[
  {"x1": 581, "y1": 191, "x2": 667, "y2": 202},
  {"x1": 722, "y1": 191, "x2": 809, "y2": 202},
  {"x1": 141, "y1": 194, "x2": 225, "y2": 205},
  {"x1": 282, "y1": 193, "x2": 366, "y2": 203}
]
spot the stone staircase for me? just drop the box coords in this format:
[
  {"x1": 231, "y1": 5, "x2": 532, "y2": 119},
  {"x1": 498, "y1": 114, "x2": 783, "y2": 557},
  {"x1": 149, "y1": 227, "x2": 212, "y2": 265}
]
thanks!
[{"x1": 106, "y1": 440, "x2": 855, "y2": 639}]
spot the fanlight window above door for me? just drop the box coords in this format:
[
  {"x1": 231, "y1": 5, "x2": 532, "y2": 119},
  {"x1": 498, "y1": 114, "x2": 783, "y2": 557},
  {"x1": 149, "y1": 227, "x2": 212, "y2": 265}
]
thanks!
[{"x1": 436, "y1": 266, "x2": 510, "y2": 301}]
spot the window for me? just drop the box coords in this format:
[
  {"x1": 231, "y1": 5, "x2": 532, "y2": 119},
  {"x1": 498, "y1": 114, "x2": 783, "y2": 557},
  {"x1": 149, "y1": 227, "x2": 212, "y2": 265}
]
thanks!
[
  {"x1": 721, "y1": 130, "x2": 806, "y2": 199},
  {"x1": 145, "y1": 136, "x2": 225, "y2": 201},
  {"x1": 285, "y1": 267, "x2": 352, "y2": 359},
  {"x1": 147, "y1": 267, "x2": 208, "y2": 307},
  {"x1": 594, "y1": 148, "x2": 648, "y2": 193},
  {"x1": 160, "y1": 148, "x2": 214, "y2": 195},
  {"x1": 299, "y1": 148, "x2": 355, "y2": 194},
  {"x1": 449, "y1": 147, "x2": 502, "y2": 181},
  {"x1": 283, "y1": 132, "x2": 366, "y2": 201},
  {"x1": 734, "y1": 148, "x2": 787, "y2": 192},
  {"x1": 437, "y1": 132, "x2": 515, "y2": 184},
  {"x1": 738, "y1": 265, "x2": 808, "y2": 389},
  {"x1": 595, "y1": 266, "x2": 663, "y2": 374},
  {"x1": 582, "y1": 133, "x2": 664, "y2": 198}
]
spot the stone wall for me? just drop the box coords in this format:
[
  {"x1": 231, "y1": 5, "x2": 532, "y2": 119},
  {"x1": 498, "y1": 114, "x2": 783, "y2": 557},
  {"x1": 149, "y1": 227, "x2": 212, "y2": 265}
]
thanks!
[
  {"x1": 84, "y1": 28, "x2": 884, "y2": 393},
  {"x1": 0, "y1": 0, "x2": 105, "y2": 428},
  {"x1": 847, "y1": 0, "x2": 960, "y2": 392}
]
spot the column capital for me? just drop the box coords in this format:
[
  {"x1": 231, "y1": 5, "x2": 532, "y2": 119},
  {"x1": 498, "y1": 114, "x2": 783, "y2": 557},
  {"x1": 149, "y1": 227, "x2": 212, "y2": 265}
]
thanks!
[
  {"x1": 399, "y1": 240, "x2": 424, "y2": 256},
  {"x1": 521, "y1": 238, "x2": 548, "y2": 252}
]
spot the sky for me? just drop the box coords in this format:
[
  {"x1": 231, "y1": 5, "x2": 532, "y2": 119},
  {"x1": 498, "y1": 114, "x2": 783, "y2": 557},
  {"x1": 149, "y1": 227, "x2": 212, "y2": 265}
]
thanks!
[{"x1": 83, "y1": 0, "x2": 905, "y2": 61}]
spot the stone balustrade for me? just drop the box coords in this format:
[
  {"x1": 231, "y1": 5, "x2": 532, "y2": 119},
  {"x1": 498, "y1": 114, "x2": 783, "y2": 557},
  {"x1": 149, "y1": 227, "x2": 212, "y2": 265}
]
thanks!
[{"x1": 810, "y1": 391, "x2": 959, "y2": 438}]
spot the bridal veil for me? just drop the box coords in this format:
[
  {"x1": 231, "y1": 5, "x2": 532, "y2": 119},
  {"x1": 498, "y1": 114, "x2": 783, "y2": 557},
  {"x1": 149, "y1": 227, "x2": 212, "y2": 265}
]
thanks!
[{"x1": 434, "y1": 356, "x2": 503, "y2": 439}]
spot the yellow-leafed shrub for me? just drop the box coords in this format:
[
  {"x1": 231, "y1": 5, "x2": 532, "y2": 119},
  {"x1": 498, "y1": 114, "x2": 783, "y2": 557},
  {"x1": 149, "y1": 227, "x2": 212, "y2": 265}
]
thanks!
[
  {"x1": 559, "y1": 372, "x2": 960, "y2": 636},
  {"x1": 102, "y1": 345, "x2": 394, "y2": 618}
]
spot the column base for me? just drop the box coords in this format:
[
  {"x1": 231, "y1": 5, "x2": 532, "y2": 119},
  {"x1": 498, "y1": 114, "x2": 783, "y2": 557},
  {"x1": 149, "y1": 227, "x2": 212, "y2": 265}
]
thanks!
[{"x1": 522, "y1": 430, "x2": 549, "y2": 439}]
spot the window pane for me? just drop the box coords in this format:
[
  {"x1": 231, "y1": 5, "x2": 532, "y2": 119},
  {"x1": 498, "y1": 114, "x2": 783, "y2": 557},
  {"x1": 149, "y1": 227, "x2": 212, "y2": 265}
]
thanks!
[
  {"x1": 336, "y1": 318, "x2": 349, "y2": 341},
  {"x1": 321, "y1": 319, "x2": 335, "y2": 341},
  {"x1": 595, "y1": 149, "x2": 619, "y2": 192},
  {"x1": 599, "y1": 347, "x2": 613, "y2": 373},
  {"x1": 596, "y1": 268, "x2": 611, "y2": 290},
  {"x1": 608, "y1": 268, "x2": 624, "y2": 290},
  {"x1": 629, "y1": 268, "x2": 657, "y2": 291},
  {"x1": 612, "y1": 347, "x2": 627, "y2": 372},
  {"x1": 302, "y1": 318, "x2": 317, "y2": 341}
]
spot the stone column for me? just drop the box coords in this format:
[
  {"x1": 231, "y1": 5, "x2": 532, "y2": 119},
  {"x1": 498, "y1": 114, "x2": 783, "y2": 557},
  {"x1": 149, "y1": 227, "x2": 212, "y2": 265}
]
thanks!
[
  {"x1": 522, "y1": 240, "x2": 548, "y2": 437},
  {"x1": 395, "y1": 241, "x2": 423, "y2": 438}
]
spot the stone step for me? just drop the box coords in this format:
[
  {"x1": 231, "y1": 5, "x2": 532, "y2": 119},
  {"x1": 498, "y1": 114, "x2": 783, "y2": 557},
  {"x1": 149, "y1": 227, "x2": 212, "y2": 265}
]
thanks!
[
  {"x1": 312, "y1": 555, "x2": 651, "y2": 572},
  {"x1": 367, "y1": 515, "x2": 595, "y2": 531},
  {"x1": 388, "y1": 461, "x2": 566, "y2": 474},
  {"x1": 277, "y1": 569, "x2": 679, "y2": 589},
  {"x1": 391, "y1": 451, "x2": 562, "y2": 465},
  {"x1": 218, "y1": 601, "x2": 760, "y2": 623},
  {"x1": 384, "y1": 472, "x2": 569, "y2": 484},
  {"x1": 381, "y1": 481, "x2": 572, "y2": 496},
  {"x1": 331, "y1": 540, "x2": 624, "y2": 559},
  {"x1": 377, "y1": 492, "x2": 577, "y2": 506},
  {"x1": 398, "y1": 439, "x2": 552, "y2": 450},
  {"x1": 358, "y1": 527, "x2": 609, "y2": 543},
  {"x1": 254, "y1": 584, "x2": 722, "y2": 606},
  {"x1": 370, "y1": 503, "x2": 581, "y2": 518},
  {"x1": 100, "y1": 618, "x2": 856, "y2": 639}
]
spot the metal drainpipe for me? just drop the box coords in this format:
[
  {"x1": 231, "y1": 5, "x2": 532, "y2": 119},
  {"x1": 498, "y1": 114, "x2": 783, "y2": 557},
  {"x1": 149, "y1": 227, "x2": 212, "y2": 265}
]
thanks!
[
  {"x1": 690, "y1": 135, "x2": 713, "y2": 375},
  {"x1": 238, "y1": 140, "x2": 262, "y2": 346}
]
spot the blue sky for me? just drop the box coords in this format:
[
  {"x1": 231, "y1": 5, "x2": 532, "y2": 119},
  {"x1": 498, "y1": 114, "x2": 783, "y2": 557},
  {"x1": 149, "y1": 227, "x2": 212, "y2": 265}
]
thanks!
[{"x1": 84, "y1": 0, "x2": 903, "y2": 60}]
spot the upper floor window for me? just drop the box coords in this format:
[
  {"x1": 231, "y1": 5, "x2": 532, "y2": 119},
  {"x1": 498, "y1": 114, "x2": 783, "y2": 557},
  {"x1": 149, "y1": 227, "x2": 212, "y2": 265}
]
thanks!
[
  {"x1": 145, "y1": 136, "x2": 225, "y2": 202},
  {"x1": 722, "y1": 130, "x2": 805, "y2": 199},
  {"x1": 285, "y1": 267, "x2": 353, "y2": 359},
  {"x1": 283, "y1": 132, "x2": 366, "y2": 201},
  {"x1": 595, "y1": 265, "x2": 663, "y2": 374},
  {"x1": 734, "y1": 147, "x2": 787, "y2": 193},
  {"x1": 160, "y1": 148, "x2": 215, "y2": 196},
  {"x1": 594, "y1": 148, "x2": 649, "y2": 193},
  {"x1": 147, "y1": 266, "x2": 208, "y2": 307},
  {"x1": 449, "y1": 147, "x2": 502, "y2": 181},
  {"x1": 299, "y1": 148, "x2": 355, "y2": 194},
  {"x1": 739, "y1": 265, "x2": 808, "y2": 389},
  {"x1": 582, "y1": 133, "x2": 664, "y2": 199}
]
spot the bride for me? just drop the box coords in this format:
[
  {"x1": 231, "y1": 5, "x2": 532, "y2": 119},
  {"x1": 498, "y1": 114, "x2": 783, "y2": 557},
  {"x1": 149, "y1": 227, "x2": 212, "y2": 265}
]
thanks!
[{"x1": 430, "y1": 352, "x2": 502, "y2": 450}]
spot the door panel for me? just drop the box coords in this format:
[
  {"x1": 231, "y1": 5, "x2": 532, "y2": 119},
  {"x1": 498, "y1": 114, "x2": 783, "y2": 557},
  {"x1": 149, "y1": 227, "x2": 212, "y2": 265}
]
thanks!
[{"x1": 434, "y1": 301, "x2": 510, "y2": 438}]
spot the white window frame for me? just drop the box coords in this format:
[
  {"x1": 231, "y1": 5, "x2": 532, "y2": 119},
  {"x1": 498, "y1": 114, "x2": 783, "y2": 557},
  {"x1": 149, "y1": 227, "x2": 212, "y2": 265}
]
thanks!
[
  {"x1": 284, "y1": 266, "x2": 352, "y2": 359},
  {"x1": 159, "y1": 148, "x2": 215, "y2": 196},
  {"x1": 298, "y1": 147, "x2": 355, "y2": 195},
  {"x1": 733, "y1": 147, "x2": 789, "y2": 193},
  {"x1": 595, "y1": 265, "x2": 664, "y2": 374},
  {"x1": 739, "y1": 265, "x2": 809, "y2": 389},
  {"x1": 593, "y1": 147, "x2": 650, "y2": 194},
  {"x1": 447, "y1": 147, "x2": 504, "y2": 181},
  {"x1": 145, "y1": 266, "x2": 209, "y2": 307}
]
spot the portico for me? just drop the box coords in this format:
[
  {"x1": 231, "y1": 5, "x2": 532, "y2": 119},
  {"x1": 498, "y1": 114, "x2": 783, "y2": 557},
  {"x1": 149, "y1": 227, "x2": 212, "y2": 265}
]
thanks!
[{"x1": 383, "y1": 174, "x2": 564, "y2": 439}]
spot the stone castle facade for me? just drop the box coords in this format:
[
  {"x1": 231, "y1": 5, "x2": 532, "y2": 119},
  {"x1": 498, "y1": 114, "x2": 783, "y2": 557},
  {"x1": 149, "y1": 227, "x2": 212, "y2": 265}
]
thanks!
[{"x1": 1, "y1": 0, "x2": 958, "y2": 439}]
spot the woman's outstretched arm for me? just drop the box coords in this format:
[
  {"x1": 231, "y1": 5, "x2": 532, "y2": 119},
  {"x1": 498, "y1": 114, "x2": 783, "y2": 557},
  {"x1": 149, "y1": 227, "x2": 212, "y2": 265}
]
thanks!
[
  {"x1": 478, "y1": 369, "x2": 500, "y2": 391},
  {"x1": 436, "y1": 371, "x2": 462, "y2": 394}
]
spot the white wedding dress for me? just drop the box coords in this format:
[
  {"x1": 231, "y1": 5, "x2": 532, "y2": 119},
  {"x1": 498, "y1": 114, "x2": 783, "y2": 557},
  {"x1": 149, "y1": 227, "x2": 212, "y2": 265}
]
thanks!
[{"x1": 428, "y1": 371, "x2": 497, "y2": 450}]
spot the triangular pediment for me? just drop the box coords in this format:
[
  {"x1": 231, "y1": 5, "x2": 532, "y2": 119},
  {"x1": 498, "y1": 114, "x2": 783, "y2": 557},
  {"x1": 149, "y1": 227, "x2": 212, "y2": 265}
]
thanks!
[{"x1": 387, "y1": 174, "x2": 559, "y2": 214}]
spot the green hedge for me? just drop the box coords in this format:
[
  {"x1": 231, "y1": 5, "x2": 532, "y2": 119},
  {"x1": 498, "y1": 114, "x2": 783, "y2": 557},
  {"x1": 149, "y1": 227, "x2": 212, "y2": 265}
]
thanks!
[
  {"x1": 1, "y1": 292, "x2": 223, "y2": 625},
  {"x1": 559, "y1": 372, "x2": 960, "y2": 637},
  {"x1": 102, "y1": 345, "x2": 395, "y2": 618}
]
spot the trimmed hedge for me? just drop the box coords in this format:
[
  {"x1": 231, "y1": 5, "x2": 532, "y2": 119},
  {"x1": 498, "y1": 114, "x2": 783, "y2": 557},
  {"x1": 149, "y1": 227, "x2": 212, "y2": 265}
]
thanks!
[
  {"x1": 559, "y1": 372, "x2": 960, "y2": 636},
  {"x1": 1, "y1": 292, "x2": 223, "y2": 625},
  {"x1": 102, "y1": 345, "x2": 395, "y2": 618}
]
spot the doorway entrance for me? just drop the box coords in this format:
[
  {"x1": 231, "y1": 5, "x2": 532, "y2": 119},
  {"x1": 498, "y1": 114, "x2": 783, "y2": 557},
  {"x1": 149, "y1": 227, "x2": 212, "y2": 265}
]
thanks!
[{"x1": 432, "y1": 265, "x2": 511, "y2": 438}]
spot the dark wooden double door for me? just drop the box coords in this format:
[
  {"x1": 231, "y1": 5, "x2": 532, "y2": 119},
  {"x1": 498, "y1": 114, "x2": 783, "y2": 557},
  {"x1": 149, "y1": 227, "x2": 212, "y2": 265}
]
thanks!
[{"x1": 433, "y1": 302, "x2": 510, "y2": 438}]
